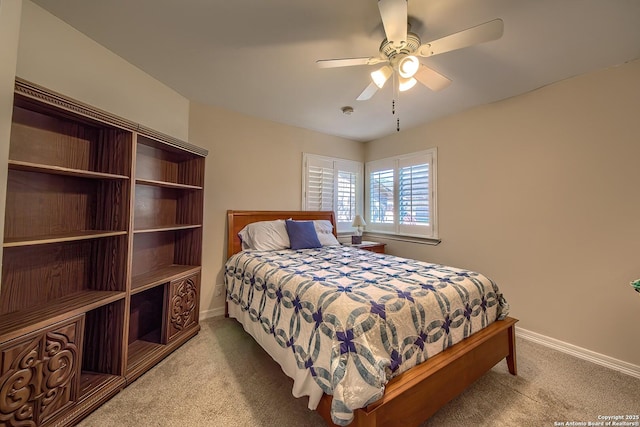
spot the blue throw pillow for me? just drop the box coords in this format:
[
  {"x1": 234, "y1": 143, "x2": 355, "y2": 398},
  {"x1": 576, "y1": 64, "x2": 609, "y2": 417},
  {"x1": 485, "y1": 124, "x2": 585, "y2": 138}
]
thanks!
[{"x1": 285, "y1": 219, "x2": 322, "y2": 250}]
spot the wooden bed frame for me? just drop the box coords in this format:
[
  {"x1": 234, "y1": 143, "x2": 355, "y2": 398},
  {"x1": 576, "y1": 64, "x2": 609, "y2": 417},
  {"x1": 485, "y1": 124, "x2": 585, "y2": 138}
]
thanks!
[{"x1": 226, "y1": 210, "x2": 518, "y2": 427}]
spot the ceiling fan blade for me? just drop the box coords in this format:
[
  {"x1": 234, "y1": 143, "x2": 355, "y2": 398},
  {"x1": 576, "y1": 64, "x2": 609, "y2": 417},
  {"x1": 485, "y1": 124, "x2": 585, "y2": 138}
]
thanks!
[
  {"x1": 356, "y1": 82, "x2": 379, "y2": 101},
  {"x1": 417, "y1": 18, "x2": 504, "y2": 57},
  {"x1": 414, "y1": 64, "x2": 452, "y2": 92},
  {"x1": 378, "y1": 0, "x2": 407, "y2": 48},
  {"x1": 316, "y1": 57, "x2": 386, "y2": 68}
]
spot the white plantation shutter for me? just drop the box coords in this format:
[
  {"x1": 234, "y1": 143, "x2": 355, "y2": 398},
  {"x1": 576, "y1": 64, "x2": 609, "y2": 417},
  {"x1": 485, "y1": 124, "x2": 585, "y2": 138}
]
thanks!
[
  {"x1": 369, "y1": 168, "x2": 394, "y2": 225},
  {"x1": 302, "y1": 154, "x2": 363, "y2": 232},
  {"x1": 366, "y1": 149, "x2": 437, "y2": 238},
  {"x1": 399, "y1": 163, "x2": 429, "y2": 225},
  {"x1": 398, "y1": 154, "x2": 432, "y2": 236},
  {"x1": 337, "y1": 171, "x2": 357, "y2": 222},
  {"x1": 306, "y1": 159, "x2": 334, "y2": 210}
]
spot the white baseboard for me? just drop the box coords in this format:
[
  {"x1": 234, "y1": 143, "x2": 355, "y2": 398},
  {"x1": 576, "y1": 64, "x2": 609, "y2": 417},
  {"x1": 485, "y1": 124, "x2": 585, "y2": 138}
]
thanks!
[
  {"x1": 516, "y1": 327, "x2": 640, "y2": 380},
  {"x1": 200, "y1": 306, "x2": 226, "y2": 320}
]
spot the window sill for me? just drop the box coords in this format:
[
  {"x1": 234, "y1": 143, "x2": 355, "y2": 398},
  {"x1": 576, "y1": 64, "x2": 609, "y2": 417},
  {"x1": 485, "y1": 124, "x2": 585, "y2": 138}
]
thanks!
[{"x1": 362, "y1": 232, "x2": 441, "y2": 246}]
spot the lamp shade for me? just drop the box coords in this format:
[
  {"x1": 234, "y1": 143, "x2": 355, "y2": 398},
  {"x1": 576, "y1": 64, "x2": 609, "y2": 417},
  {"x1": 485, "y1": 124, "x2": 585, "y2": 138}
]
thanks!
[
  {"x1": 371, "y1": 65, "x2": 393, "y2": 89},
  {"x1": 398, "y1": 76, "x2": 417, "y2": 92},
  {"x1": 352, "y1": 215, "x2": 367, "y2": 228}
]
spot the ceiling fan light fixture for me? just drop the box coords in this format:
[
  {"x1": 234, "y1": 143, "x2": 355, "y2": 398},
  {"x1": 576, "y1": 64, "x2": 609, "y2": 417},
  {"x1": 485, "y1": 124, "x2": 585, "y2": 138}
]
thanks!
[
  {"x1": 371, "y1": 65, "x2": 393, "y2": 88},
  {"x1": 397, "y1": 55, "x2": 419, "y2": 78},
  {"x1": 398, "y1": 76, "x2": 417, "y2": 92}
]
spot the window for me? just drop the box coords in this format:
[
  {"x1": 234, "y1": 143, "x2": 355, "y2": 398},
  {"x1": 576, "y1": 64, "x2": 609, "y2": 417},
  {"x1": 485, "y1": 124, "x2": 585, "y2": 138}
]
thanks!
[
  {"x1": 302, "y1": 154, "x2": 363, "y2": 233},
  {"x1": 369, "y1": 168, "x2": 394, "y2": 224},
  {"x1": 366, "y1": 148, "x2": 437, "y2": 238},
  {"x1": 337, "y1": 170, "x2": 357, "y2": 223}
]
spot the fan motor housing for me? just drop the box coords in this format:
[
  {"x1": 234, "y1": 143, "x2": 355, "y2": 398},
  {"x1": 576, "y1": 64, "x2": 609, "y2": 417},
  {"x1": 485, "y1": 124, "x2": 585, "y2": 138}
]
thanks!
[{"x1": 379, "y1": 32, "x2": 421, "y2": 59}]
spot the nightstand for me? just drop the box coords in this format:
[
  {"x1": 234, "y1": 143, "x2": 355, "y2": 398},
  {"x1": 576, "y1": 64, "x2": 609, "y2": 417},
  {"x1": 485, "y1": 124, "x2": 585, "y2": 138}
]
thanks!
[{"x1": 346, "y1": 241, "x2": 386, "y2": 254}]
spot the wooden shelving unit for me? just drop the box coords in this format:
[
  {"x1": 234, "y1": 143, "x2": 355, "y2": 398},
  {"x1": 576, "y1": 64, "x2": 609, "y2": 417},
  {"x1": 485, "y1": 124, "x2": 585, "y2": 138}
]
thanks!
[
  {"x1": 126, "y1": 134, "x2": 204, "y2": 381},
  {"x1": 0, "y1": 79, "x2": 207, "y2": 426},
  {"x1": 131, "y1": 264, "x2": 202, "y2": 295}
]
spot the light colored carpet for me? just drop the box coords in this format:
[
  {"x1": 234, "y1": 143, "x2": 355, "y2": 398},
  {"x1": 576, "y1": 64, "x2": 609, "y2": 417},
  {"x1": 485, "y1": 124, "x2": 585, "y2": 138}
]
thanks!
[{"x1": 78, "y1": 317, "x2": 639, "y2": 427}]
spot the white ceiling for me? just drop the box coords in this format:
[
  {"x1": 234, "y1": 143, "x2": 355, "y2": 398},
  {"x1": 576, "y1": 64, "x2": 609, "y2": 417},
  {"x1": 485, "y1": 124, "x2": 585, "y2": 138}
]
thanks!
[{"x1": 31, "y1": 0, "x2": 640, "y2": 142}]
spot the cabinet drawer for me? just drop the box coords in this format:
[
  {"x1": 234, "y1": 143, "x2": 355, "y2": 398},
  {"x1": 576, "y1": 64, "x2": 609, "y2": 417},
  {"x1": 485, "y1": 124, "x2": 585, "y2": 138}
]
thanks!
[
  {"x1": 0, "y1": 315, "x2": 84, "y2": 426},
  {"x1": 164, "y1": 273, "x2": 200, "y2": 343}
]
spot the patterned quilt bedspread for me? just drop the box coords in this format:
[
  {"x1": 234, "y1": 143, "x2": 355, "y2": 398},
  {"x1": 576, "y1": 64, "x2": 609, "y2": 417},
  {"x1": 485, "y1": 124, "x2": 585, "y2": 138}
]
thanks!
[{"x1": 225, "y1": 246, "x2": 509, "y2": 425}]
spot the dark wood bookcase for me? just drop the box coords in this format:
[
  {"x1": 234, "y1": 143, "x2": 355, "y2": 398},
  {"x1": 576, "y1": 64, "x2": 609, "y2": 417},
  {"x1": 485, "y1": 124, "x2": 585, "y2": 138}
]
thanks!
[
  {"x1": 127, "y1": 134, "x2": 204, "y2": 382},
  {"x1": 0, "y1": 79, "x2": 207, "y2": 426}
]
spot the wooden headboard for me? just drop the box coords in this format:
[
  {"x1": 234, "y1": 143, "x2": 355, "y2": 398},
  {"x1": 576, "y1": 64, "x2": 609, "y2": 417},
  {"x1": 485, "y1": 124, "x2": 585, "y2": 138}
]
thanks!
[{"x1": 226, "y1": 210, "x2": 337, "y2": 258}]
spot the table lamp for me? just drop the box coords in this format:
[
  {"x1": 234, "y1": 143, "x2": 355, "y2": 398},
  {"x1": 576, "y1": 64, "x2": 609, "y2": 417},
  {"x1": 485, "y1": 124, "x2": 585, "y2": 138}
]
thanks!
[{"x1": 351, "y1": 214, "x2": 366, "y2": 244}]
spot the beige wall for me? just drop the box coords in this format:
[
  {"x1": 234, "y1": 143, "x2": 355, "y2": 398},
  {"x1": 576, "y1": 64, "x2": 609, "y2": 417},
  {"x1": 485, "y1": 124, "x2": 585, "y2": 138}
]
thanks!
[
  {"x1": 188, "y1": 102, "x2": 364, "y2": 317},
  {"x1": 16, "y1": 1, "x2": 189, "y2": 140},
  {"x1": 0, "y1": 0, "x2": 23, "y2": 274},
  {"x1": 366, "y1": 59, "x2": 640, "y2": 366}
]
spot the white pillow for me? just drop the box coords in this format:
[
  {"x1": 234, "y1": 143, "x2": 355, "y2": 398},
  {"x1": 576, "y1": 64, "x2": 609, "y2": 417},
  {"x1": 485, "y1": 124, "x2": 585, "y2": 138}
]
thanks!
[
  {"x1": 313, "y1": 220, "x2": 340, "y2": 246},
  {"x1": 238, "y1": 220, "x2": 290, "y2": 251}
]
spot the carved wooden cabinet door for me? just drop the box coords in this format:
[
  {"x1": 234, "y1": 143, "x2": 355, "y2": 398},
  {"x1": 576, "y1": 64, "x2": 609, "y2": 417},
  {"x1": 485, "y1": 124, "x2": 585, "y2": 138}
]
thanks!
[
  {"x1": 164, "y1": 273, "x2": 200, "y2": 343},
  {"x1": 0, "y1": 316, "x2": 84, "y2": 426}
]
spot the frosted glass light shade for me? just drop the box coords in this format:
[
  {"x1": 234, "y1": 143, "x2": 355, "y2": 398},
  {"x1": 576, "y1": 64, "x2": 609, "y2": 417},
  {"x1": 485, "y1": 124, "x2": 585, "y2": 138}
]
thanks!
[
  {"x1": 398, "y1": 55, "x2": 419, "y2": 78},
  {"x1": 399, "y1": 76, "x2": 417, "y2": 92},
  {"x1": 371, "y1": 65, "x2": 393, "y2": 88}
]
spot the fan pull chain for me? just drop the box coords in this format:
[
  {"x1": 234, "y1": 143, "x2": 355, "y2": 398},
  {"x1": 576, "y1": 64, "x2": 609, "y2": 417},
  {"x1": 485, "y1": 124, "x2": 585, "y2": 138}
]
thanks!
[
  {"x1": 392, "y1": 99, "x2": 400, "y2": 132},
  {"x1": 392, "y1": 72, "x2": 401, "y2": 132}
]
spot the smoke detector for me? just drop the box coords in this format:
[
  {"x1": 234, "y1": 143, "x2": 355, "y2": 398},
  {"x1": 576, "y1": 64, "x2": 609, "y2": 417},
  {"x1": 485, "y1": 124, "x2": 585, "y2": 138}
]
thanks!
[{"x1": 341, "y1": 106, "x2": 354, "y2": 115}]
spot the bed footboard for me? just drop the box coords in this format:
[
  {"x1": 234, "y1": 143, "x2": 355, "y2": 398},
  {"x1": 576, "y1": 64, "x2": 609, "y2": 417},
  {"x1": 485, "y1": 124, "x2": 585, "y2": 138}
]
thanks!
[{"x1": 317, "y1": 317, "x2": 518, "y2": 427}]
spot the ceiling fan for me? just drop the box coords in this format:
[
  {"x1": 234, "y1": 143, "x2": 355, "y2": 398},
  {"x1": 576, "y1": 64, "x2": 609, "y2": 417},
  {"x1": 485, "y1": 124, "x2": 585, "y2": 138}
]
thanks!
[{"x1": 316, "y1": 0, "x2": 504, "y2": 101}]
